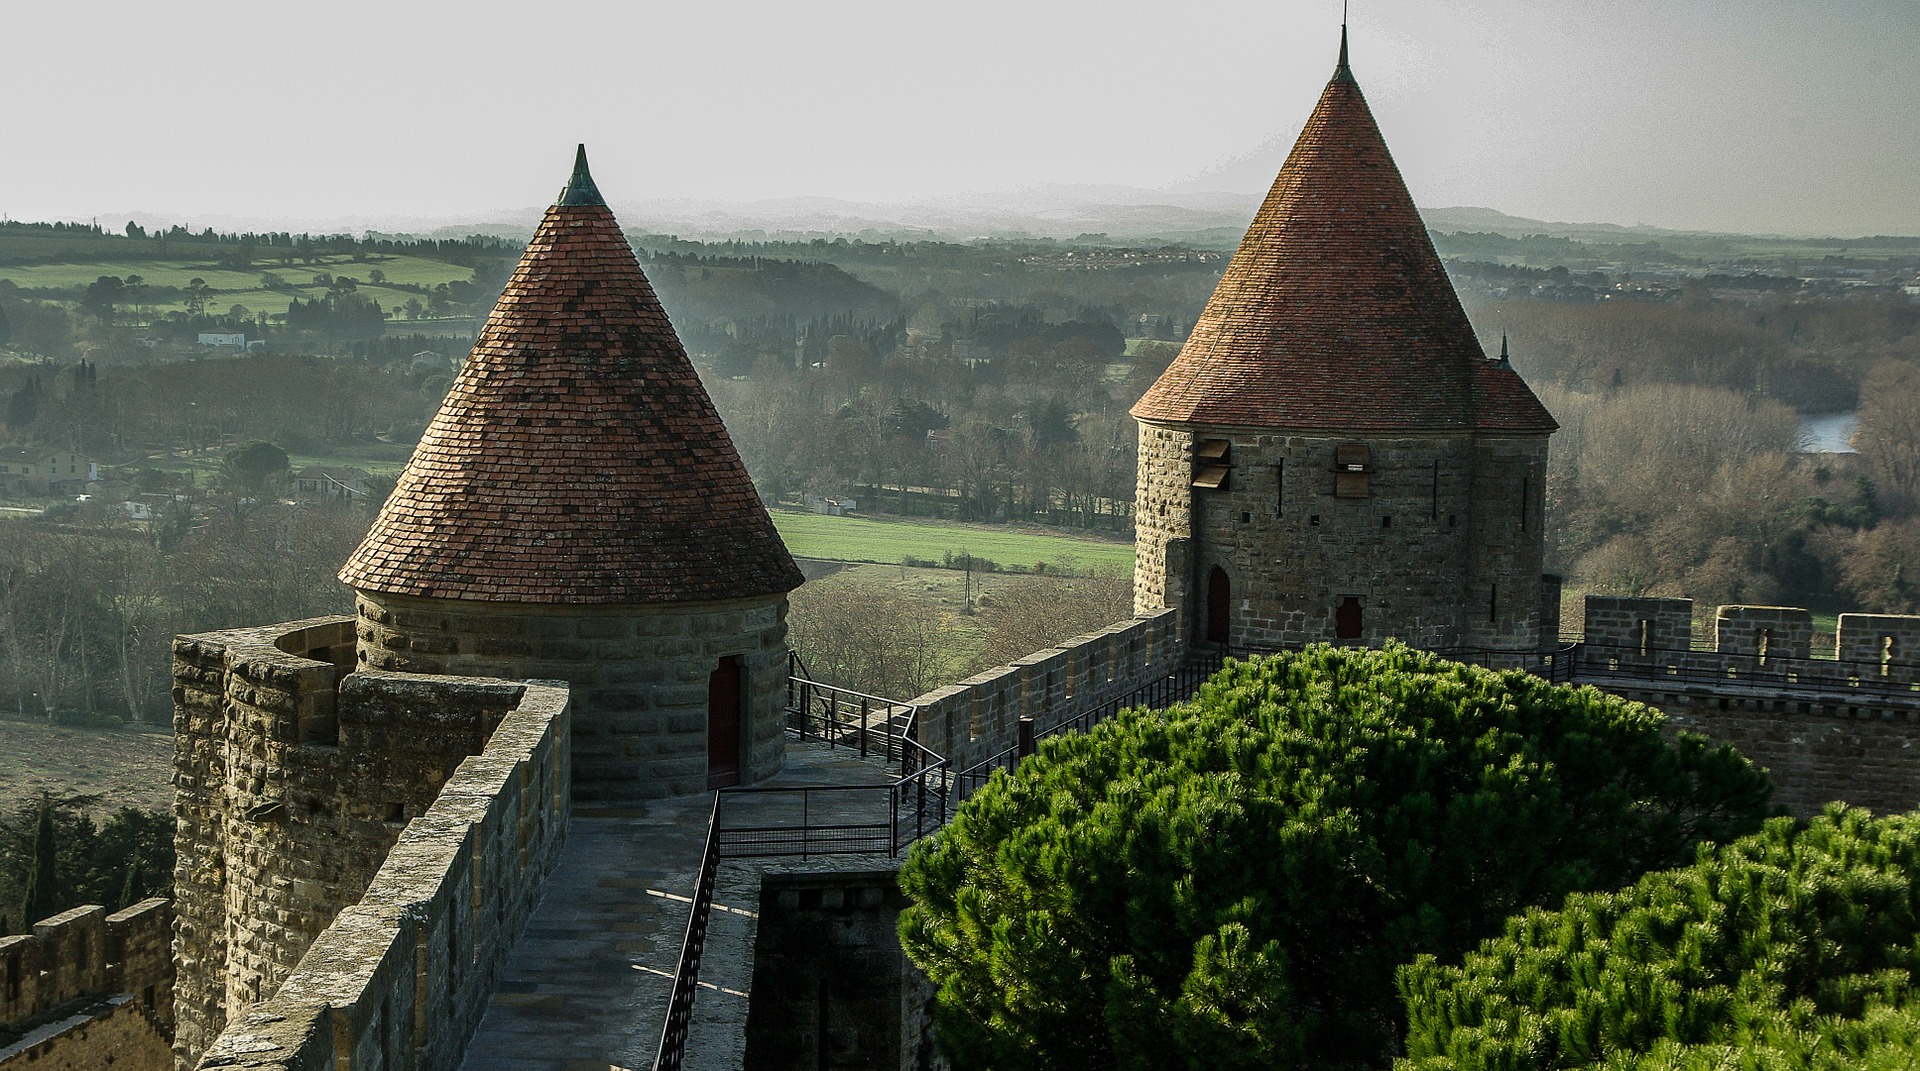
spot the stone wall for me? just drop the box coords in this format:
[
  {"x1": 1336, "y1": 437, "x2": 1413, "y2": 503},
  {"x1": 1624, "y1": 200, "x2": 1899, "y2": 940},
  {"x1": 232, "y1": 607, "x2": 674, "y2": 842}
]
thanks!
[
  {"x1": 1714, "y1": 606, "x2": 1814, "y2": 661},
  {"x1": 1581, "y1": 597, "x2": 1696, "y2": 657},
  {"x1": 189, "y1": 678, "x2": 570, "y2": 1071},
  {"x1": 173, "y1": 616, "x2": 563, "y2": 1067},
  {"x1": 1132, "y1": 423, "x2": 1193, "y2": 629},
  {"x1": 1461, "y1": 436, "x2": 1551, "y2": 649},
  {"x1": 353, "y1": 591, "x2": 789, "y2": 798},
  {"x1": 742, "y1": 871, "x2": 935, "y2": 1071},
  {"x1": 1837, "y1": 614, "x2": 1920, "y2": 686},
  {"x1": 1, "y1": 900, "x2": 172, "y2": 1041},
  {"x1": 1593, "y1": 681, "x2": 1920, "y2": 818},
  {"x1": 908, "y1": 609, "x2": 1181, "y2": 770},
  {"x1": 1134, "y1": 419, "x2": 1551, "y2": 651},
  {"x1": 0, "y1": 993, "x2": 172, "y2": 1070},
  {"x1": 1570, "y1": 596, "x2": 1920, "y2": 817}
]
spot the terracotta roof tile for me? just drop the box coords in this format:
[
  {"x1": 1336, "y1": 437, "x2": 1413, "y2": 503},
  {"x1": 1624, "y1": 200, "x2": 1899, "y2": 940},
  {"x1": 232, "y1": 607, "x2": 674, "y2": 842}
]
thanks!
[
  {"x1": 1132, "y1": 55, "x2": 1557, "y2": 435},
  {"x1": 340, "y1": 153, "x2": 802, "y2": 604}
]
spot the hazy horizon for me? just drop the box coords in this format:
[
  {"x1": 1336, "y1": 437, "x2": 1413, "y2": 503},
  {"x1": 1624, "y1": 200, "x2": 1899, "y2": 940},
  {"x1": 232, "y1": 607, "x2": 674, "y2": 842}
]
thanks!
[{"x1": 6, "y1": 0, "x2": 1917, "y2": 239}]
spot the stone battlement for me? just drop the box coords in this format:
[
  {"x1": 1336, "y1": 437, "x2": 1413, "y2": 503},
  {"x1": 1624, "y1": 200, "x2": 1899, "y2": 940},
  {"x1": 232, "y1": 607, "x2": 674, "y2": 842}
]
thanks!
[
  {"x1": 908, "y1": 608, "x2": 1181, "y2": 769},
  {"x1": 1581, "y1": 597, "x2": 1920, "y2": 688},
  {"x1": 0, "y1": 899, "x2": 172, "y2": 1035},
  {"x1": 172, "y1": 616, "x2": 572, "y2": 1067},
  {"x1": 188, "y1": 664, "x2": 569, "y2": 1070}
]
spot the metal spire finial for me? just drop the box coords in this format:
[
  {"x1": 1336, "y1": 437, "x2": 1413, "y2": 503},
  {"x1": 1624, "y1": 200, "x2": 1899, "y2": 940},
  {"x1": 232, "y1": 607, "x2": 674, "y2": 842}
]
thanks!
[
  {"x1": 1496, "y1": 333, "x2": 1513, "y2": 369},
  {"x1": 558, "y1": 143, "x2": 606, "y2": 207},
  {"x1": 1334, "y1": 8, "x2": 1355, "y2": 84}
]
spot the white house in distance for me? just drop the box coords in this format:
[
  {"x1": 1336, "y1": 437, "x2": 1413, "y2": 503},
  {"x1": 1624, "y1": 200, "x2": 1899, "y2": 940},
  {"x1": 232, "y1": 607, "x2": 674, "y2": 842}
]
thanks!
[
  {"x1": 0, "y1": 448, "x2": 99, "y2": 494},
  {"x1": 293, "y1": 465, "x2": 374, "y2": 501}
]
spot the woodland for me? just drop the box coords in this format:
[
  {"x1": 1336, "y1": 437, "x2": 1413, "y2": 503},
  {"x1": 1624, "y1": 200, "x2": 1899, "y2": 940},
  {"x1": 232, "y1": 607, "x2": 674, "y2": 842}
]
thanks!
[{"x1": 0, "y1": 219, "x2": 1916, "y2": 935}]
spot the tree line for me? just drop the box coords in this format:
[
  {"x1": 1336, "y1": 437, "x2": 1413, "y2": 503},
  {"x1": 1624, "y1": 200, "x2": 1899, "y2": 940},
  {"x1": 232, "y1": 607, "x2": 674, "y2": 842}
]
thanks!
[{"x1": 1, "y1": 796, "x2": 171, "y2": 936}]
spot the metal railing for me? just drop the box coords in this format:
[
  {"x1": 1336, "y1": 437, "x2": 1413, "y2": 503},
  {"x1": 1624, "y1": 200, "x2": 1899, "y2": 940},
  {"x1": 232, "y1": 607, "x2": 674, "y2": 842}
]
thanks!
[
  {"x1": 652, "y1": 793, "x2": 722, "y2": 1071},
  {"x1": 786, "y1": 652, "x2": 921, "y2": 774},
  {"x1": 952, "y1": 658, "x2": 1218, "y2": 804},
  {"x1": 718, "y1": 739, "x2": 951, "y2": 859},
  {"x1": 1574, "y1": 641, "x2": 1920, "y2": 700}
]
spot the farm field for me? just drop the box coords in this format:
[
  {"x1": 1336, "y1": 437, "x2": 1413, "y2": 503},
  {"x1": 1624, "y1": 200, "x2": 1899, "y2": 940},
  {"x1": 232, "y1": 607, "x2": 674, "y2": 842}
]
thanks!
[
  {"x1": 0, "y1": 719, "x2": 172, "y2": 813},
  {"x1": 770, "y1": 509, "x2": 1133, "y2": 573},
  {"x1": 0, "y1": 253, "x2": 478, "y2": 321}
]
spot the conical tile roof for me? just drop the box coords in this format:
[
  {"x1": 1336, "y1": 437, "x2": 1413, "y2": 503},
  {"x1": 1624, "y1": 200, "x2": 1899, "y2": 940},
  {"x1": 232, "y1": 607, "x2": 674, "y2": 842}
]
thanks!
[
  {"x1": 1132, "y1": 39, "x2": 1556, "y2": 435},
  {"x1": 341, "y1": 147, "x2": 802, "y2": 604}
]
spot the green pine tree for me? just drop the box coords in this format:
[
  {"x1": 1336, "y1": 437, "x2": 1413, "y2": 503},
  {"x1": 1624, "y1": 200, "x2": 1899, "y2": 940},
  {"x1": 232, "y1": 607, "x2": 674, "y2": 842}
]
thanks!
[
  {"x1": 21, "y1": 800, "x2": 60, "y2": 927},
  {"x1": 117, "y1": 854, "x2": 144, "y2": 910}
]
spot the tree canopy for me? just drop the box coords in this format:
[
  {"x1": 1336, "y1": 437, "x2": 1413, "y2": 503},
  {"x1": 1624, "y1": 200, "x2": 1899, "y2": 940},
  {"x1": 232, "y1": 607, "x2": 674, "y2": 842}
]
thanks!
[
  {"x1": 219, "y1": 439, "x2": 290, "y2": 494},
  {"x1": 1399, "y1": 806, "x2": 1920, "y2": 1071},
  {"x1": 898, "y1": 644, "x2": 1774, "y2": 1071}
]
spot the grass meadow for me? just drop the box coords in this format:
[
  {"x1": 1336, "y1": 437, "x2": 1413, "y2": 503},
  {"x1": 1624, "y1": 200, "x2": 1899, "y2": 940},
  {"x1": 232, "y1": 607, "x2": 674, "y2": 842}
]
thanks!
[{"x1": 770, "y1": 509, "x2": 1133, "y2": 573}]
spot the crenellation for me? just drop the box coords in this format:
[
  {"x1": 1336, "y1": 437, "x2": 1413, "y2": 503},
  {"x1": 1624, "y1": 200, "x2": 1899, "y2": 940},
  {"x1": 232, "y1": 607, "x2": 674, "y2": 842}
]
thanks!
[{"x1": 182, "y1": 676, "x2": 567, "y2": 1071}]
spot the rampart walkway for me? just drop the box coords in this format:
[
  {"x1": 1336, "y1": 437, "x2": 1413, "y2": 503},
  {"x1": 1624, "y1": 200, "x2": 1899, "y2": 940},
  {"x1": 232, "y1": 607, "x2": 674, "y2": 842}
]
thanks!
[{"x1": 456, "y1": 744, "x2": 895, "y2": 1071}]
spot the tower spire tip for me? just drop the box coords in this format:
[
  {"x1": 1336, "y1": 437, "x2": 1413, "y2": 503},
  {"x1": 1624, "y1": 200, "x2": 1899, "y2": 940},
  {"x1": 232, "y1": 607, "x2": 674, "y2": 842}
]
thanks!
[{"x1": 558, "y1": 143, "x2": 605, "y2": 207}]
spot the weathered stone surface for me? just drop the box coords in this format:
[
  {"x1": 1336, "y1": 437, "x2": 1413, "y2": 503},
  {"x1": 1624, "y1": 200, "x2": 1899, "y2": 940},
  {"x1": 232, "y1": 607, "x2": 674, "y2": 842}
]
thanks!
[
  {"x1": 353, "y1": 592, "x2": 789, "y2": 800},
  {"x1": 0, "y1": 898, "x2": 173, "y2": 1071},
  {"x1": 1136, "y1": 423, "x2": 1551, "y2": 651},
  {"x1": 172, "y1": 615, "x2": 569, "y2": 1069}
]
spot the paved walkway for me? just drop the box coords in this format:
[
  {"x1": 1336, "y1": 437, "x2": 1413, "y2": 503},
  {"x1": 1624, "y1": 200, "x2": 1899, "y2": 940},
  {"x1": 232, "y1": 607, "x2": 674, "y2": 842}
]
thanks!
[{"x1": 457, "y1": 742, "x2": 900, "y2": 1071}]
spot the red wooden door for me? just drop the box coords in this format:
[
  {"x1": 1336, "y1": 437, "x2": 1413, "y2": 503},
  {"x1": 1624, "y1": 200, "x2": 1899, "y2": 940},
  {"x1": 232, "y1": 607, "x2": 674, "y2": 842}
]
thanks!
[
  {"x1": 1335, "y1": 596, "x2": 1363, "y2": 640},
  {"x1": 707, "y1": 657, "x2": 743, "y2": 789},
  {"x1": 1206, "y1": 566, "x2": 1230, "y2": 645}
]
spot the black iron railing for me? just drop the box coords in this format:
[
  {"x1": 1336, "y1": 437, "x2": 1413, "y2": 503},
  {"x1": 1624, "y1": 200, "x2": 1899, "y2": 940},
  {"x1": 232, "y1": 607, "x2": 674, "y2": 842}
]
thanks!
[
  {"x1": 785, "y1": 653, "x2": 921, "y2": 774},
  {"x1": 952, "y1": 658, "x2": 1218, "y2": 804},
  {"x1": 652, "y1": 793, "x2": 722, "y2": 1071},
  {"x1": 718, "y1": 737, "x2": 951, "y2": 859}
]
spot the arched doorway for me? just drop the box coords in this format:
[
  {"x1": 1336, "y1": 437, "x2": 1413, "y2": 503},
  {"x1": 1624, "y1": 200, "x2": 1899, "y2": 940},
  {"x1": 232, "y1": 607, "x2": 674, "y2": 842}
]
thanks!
[
  {"x1": 1206, "y1": 566, "x2": 1230, "y2": 645},
  {"x1": 707, "y1": 656, "x2": 743, "y2": 789},
  {"x1": 1334, "y1": 596, "x2": 1363, "y2": 640}
]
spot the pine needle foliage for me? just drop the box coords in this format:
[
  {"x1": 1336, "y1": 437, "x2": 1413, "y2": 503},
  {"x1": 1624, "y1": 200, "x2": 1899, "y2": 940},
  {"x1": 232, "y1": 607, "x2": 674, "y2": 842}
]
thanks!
[
  {"x1": 898, "y1": 643, "x2": 1774, "y2": 1071},
  {"x1": 1399, "y1": 805, "x2": 1920, "y2": 1071}
]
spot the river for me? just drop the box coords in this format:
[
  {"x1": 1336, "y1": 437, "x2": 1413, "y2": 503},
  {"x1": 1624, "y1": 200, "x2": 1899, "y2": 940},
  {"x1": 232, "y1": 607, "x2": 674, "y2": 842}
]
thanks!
[{"x1": 1801, "y1": 412, "x2": 1858, "y2": 453}]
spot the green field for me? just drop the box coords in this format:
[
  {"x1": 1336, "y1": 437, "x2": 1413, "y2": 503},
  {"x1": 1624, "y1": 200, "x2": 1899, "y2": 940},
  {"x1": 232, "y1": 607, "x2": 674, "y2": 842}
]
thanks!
[
  {"x1": 0, "y1": 719, "x2": 172, "y2": 812},
  {"x1": 771, "y1": 510, "x2": 1133, "y2": 573},
  {"x1": 0, "y1": 253, "x2": 477, "y2": 320}
]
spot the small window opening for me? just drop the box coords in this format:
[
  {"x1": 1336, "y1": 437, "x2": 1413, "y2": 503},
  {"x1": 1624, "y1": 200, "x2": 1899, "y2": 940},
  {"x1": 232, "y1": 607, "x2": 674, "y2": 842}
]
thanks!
[
  {"x1": 1447, "y1": 514, "x2": 1457, "y2": 529},
  {"x1": 1638, "y1": 620, "x2": 1651, "y2": 658},
  {"x1": 1309, "y1": 515, "x2": 1321, "y2": 527},
  {"x1": 1275, "y1": 460, "x2": 1285, "y2": 515},
  {"x1": 1430, "y1": 459, "x2": 1440, "y2": 520},
  {"x1": 1759, "y1": 629, "x2": 1772, "y2": 667},
  {"x1": 1193, "y1": 439, "x2": 1231, "y2": 490},
  {"x1": 1884, "y1": 636, "x2": 1897, "y2": 678},
  {"x1": 1381, "y1": 515, "x2": 1392, "y2": 528},
  {"x1": 1489, "y1": 584, "x2": 1498, "y2": 623},
  {"x1": 1520, "y1": 475, "x2": 1531, "y2": 531},
  {"x1": 385, "y1": 802, "x2": 405, "y2": 822},
  {"x1": 1240, "y1": 511, "x2": 1251, "y2": 524},
  {"x1": 1334, "y1": 443, "x2": 1371, "y2": 498}
]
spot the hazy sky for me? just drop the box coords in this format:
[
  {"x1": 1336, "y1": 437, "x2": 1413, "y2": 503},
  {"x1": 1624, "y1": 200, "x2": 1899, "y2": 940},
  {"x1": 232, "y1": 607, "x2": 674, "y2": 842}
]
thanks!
[{"x1": 5, "y1": 0, "x2": 1916, "y2": 236}]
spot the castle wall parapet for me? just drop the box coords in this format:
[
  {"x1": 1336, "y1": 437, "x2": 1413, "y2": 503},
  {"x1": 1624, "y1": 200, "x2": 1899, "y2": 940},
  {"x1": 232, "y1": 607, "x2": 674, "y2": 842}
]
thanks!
[
  {"x1": 908, "y1": 608, "x2": 1180, "y2": 770},
  {"x1": 189, "y1": 674, "x2": 569, "y2": 1070},
  {"x1": 1571, "y1": 595, "x2": 1920, "y2": 816},
  {"x1": 173, "y1": 615, "x2": 568, "y2": 1067},
  {"x1": 0, "y1": 899, "x2": 172, "y2": 1039},
  {"x1": 1578, "y1": 597, "x2": 1920, "y2": 690}
]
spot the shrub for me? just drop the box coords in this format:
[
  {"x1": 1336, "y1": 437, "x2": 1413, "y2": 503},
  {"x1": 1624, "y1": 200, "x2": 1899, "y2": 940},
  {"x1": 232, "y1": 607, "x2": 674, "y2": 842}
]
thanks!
[{"x1": 899, "y1": 644, "x2": 1773, "y2": 1070}]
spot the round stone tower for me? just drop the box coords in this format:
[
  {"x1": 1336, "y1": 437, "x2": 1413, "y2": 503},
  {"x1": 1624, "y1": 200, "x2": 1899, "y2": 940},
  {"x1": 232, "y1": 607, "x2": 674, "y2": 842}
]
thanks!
[
  {"x1": 1131, "y1": 32, "x2": 1559, "y2": 653},
  {"x1": 340, "y1": 147, "x2": 804, "y2": 800}
]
